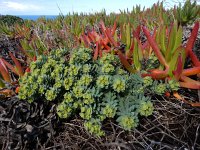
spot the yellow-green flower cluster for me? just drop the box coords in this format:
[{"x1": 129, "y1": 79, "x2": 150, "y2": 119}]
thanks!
[
  {"x1": 99, "y1": 53, "x2": 115, "y2": 64},
  {"x1": 84, "y1": 119, "x2": 105, "y2": 137},
  {"x1": 73, "y1": 86, "x2": 84, "y2": 98},
  {"x1": 18, "y1": 84, "x2": 30, "y2": 100},
  {"x1": 69, "y1": 47, "x2": 92, "y2": 64},
  {"x1": 168, "y1": 80, "x2": 179, "y2": 91},
  {"x1": 69, "y1": 52, "x2": 78, "y2": 64},
  {"x1": 18, "y1": 72, "x2": 39, "y2": 101},
  {"x1": 112, "y1": 77, "x2": 126, "y2": 93},
  {"x1": 41, "y1": 61, "x2": 53, "y2": 71},
  {"x1": 132, "y1": 86, "x2": 144, "y2": 94},
  {"x1": 138, "y1": 101, "x2": 154, "y2": 117},
  {"x1": 101, "y1": 63, "x2": 115, "y2": 74},
  {"x1": 117, "y1": 115, "x2": 139, "y2": 131},
  {"x1": 80, "y1": 106, "x2": 93, "y2": 120},
  {"x1": 81, "y1": 52, "x2": 91, "y2": 62},
  {"x1": 68, "y1": 64, "x2": 81, "y2": 76},
  {"x1": 82, "y1": 64, "x2": 91, "y2": 73},
  {"x1": 54, "y1": 80, "x2": 63, "y2": 88},
  {"x1": 45, "y1": 88, "x2": 57, "y2": 101},
  {"x1": 102, "y1": 105, "x2": 116, "y2": 118},
  {"x1": 64, "y1": 77, "x2": 73, "y2": 90},
  {"x1": 154, "y1": 83, "x2": 166, "y2": 95},
  {"x1": 64, "y1": 92, "x2": 73, "y2": 103},
  {"x1": 117, "y1": 68, "x2": 127, "y2": 75},
  {"x1": 39, "y1": 85, "x2": 46, "y2": 94},
  {"x1": 96, "y1": 75, "x2": 110, "y2": 88},
  {"x1": 144, "y1": 53, "x2": 159, "y2": 70},
  {"x1": 57, "y1": 102, "x2": 73, "y2": 118},
  {"x1": 143, "y1": 76, "x2": 153, "y2": 87},
  {"x1": 54, "y1": 49, "x2": 66, "y2": 57},
  {"x1": 30, "y1": 62, "x2": 37, "y2": 70},
  {"x1": 51, "y1": 64, "x2": 64, "y2": 77},
  {"x1": 83, "y1": 92, "x2": 94, "y2": 104},
  {"x1": 78, "y1": 74, "x2": 93, "y2": 86},
  {"x1": 37, "y1": 75, "x2": 45, "y2": 84},
  {"x1": 19, "y1": 48, "x2": 93, "y2": 104}
]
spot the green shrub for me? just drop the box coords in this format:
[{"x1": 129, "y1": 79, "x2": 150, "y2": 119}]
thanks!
[
  {"x1": 19, "y1": 47, "x2": 175, "y2": 136},
  {"x1": 0, "y1": 15, "x2": 24, "y2": 26}
]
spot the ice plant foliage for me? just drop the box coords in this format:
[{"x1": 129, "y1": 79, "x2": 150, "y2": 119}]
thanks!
[
  {"x1": 81, "y1": 20, "x2": 200, "y2": 90},
  {"x1": 0, "y1": 52, "x2": 24, "y2": 96},
  {"x1": 173, "y1": 0, "x2": 200, "y2": 26},
  {"x1": 142, "y1": 22, "x2": 200, "y2": 90}
]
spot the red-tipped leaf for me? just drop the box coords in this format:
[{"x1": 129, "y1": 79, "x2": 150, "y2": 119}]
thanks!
[
  {"x1": 182, "y1": 67, "x2": 200, "y2": 76},
  {"x1": 189, "y1": 50, "x2": 200, "y2": 67},
  {"x1": 172, "y1": 55, "x2": 183, "y2": 80},
  {"x1": 9, "y1": 52, "x2": 24, "y2": 76},
  {"x1": 1, "y1": 58, "x2": 18, "y2": 75},
  {"x1": 179, "y1": 81, "x2": 200, "y2": 89},
  {"x1": 0, "y1": 60, "x2": 11, "y2": 82},
  {"x1": 142, "y1": 69, "x2": 168, "y2": 79},
  {"x1": 142, "y1": 26, "x2": 168, "y2": 68},
  {"x1": 93, "y1": 41, "x2": 99, "y2": 60},
  {"x1": 185, "y1": 22, "x2": 199, "y2": 56},
  {"x1": 118, "y1": 51, "x2": 136, "y2": 73}
]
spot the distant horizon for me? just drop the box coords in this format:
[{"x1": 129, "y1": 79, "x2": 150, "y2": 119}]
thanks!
[
  {"x1": 0, "y1": 0, "x2": 177, "y2": 16},
  {"x1": 0, "y1": 0, "x2": 199, "y2": 16}
]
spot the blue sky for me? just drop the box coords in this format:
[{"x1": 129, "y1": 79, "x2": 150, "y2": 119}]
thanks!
[{"x1": 0, "y1": 0, "x2": 198, "y2": 15}]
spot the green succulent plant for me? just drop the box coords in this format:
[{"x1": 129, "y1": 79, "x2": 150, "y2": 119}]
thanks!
[
  {"x1": 18, "y1": 47, "x2": 156, "y2": 136},
  {"x1": 174, "y1": 0, "x2": 200, "y2": 25}
]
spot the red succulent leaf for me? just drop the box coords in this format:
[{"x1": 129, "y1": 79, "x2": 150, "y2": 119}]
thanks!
[
  {"x1": 133, "y1": 25, "x2": 141, "y2": 38},
  {"x1": 101, "y1": 40, "x2": 111, "y2": 50},
  {"x1": 185, "y1": 22, "x2": 200, "y2": 66},
  {"x1": 172, "y1": 55, "x2": 183, "y2": 80},
  {"x1": 0, "y1": 60, "x2": 11, "y2": 82},
  {"x1": 88, "y1": 32, "x2": 96, "y2": 42},
  {"x1": 9, "y1": 52, "x2": 24, "y2": 76},
  {"x1": 25, "y1": 67, "x2": 31, "y2": 73},
  {"x1": 126, "y1": 38, "x2": 134, "y2": 58},
  {"x1": 188, "y1": 50, "x2": 200, "y2": 67},
  {"x1": 111, "y1": 21, "x2": 117, "y2": 36},
  {"x1": 0, "y1": 59, "x2": 8, "y2": 72},
  {"x1": 105, "y1": 29, "x2": 118, "y2": 47},
  {"x1": 185, "y1": 22, "x2": 199, "y2": 56},
  {"x1": 117, "y1": 51, "x2": 136, "y2": 73},
  {"x1": 0, "y1": 63, "x2": 11, "y2": 82},
  {"x1": 182, "y1": 67, "x2": 200, "y2": 76},
  {"x1": 179, "y1": 81, "x2": 200, "y2": 89},
  {"x1": 33, "y1": 55, "x2": 37, "y2": 61},
  {"x1": 80, "y1": 34, "x2": 89, "y2": 47},
  {"x1": 15, "y1": 86, "x2": 20, "y2": 93},
  {"x1": 165, "y1": 91, "x2": 171, "y2": 97},
  {"x1": 180, "y1": 75, "x2": 200, "y2": 89},
  {"x1": 93, "y1": 41, "x2": 99, "y2": 60},
  {"x1": 142, "y1": 69, "x2": 168, "y2": 79},
  {"x1": 180, "y1": 75, "x2": 200, "y2": 85},
  {"x1": 0, "y1": 89, "x2": 15, "y2": 97},
  {"x1": 142, "y1": 26, "x2": 169, "y2": 68},
  {"x1": 173, "y1": 92, "x2": 200, "y2": 107},
  {"x1": 1, "y1": 58, "x2": 18, "y2": 75}
]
